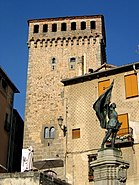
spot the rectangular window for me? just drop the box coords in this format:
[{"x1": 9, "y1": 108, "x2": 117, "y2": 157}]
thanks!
[
  {"x1": 117, "y1": 113, "x2": 129, "y2": 136},
  {"x1": 69, "y1": 57, "x2": 76, "y2": 70},
  {"x1": 52, "y1": 23, "x2": 57, "y2": 32},
  {"x1": 34, "y1": 25, "x2": 39, "y2": 33},
  {"x1": 61, "y1": 23, "x2": 67, "y2": 31},
  {"x1": 81, "y1": 21, "x2": 86, "y2": 30},
  {"x1": 72, "y1": 128, "x2": 80, "y2": 139},
  {"x1": 71, "y1": 22, "x2": 76, "y2": 30},
  {"x1": 98, "y1": 79, "x2": 110, "y2": 96},
  {"x1": 124, "y1": 74, "x2": 138, "y2": 98},
  {"x1": 43, "y1": 24, "x2": 48, "y2": 32},
  {"x1": 90, "y1": 21, "x2": 96, "y2": 29}
]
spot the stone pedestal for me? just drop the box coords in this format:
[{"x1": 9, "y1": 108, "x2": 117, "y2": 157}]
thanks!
[{"x1": 90, "y1": 148, "x2": 129, "y2": 185}]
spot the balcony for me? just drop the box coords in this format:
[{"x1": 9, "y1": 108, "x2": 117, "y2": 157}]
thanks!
[{"x1": 106, "y1": 127, "x2": 134, "y2": 148}]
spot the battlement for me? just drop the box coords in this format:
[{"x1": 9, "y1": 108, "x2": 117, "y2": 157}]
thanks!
[{"x1": 27, "y1": 15, "x2": 106, "y2": 48}]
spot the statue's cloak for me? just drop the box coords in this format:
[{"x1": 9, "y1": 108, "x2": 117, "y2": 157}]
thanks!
[{"x1": 93, "y1": 81, "x2": 114, "y2": 129}]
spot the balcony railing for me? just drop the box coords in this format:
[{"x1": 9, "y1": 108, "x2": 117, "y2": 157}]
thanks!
[{"x1": 106, "y1": 127, "x2": 134, "y2": 148}]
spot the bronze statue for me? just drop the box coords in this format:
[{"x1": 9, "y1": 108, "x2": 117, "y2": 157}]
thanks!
[{"x1": 93, "y1": 81, "x2": 121, "y2": 149}]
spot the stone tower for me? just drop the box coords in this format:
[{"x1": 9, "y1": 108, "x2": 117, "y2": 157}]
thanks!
[{"x1": 24, "y1": 15, "x2": 106, "y2": 178}]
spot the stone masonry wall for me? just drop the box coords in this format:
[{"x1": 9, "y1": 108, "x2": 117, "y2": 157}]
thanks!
[{"x1": 23, "y1": 15, "x2": 106, "y2": 180}]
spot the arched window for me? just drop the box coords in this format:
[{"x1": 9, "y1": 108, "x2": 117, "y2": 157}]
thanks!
[
  {"x1": 49, "y1": 127, "x2": 55, "y2": 139},
  {"x1": 44, "y1": 127, "x2": 49, "y2": 138}
]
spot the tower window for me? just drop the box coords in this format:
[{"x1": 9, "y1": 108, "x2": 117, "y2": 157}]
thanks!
[
  {"x1": 51, "y1": 57, "x2": 57, "y2": 70},
  {"x1": 44, "y1": 127, "x2": 55, "y2": 139},
  {"x1": 61, "y1": 23, "x2": 67, "y2": 31},
  {"x1": 69, "y1": 57, "x2": 76, "y2": 70},
  {"x1": 81, "y1": 21, "x2": 86, "y2": 30},
  {"x1": 71, "y1": 22, "x2": 76, "y2": 30},
  {"x1": 52, "y1": 23, "x2": 57, "y2": 32},
  {"x1": 43, "y1": 24, "x2": 48, "y2": 32},
  {"x1": 34, "y1": 25, "x2": 39, "y2": 33},
  {"x1": 90, "y1": 21, "x2": 96, "y2": 29},
  {"x1": 44, "y1": 127, "x2": 49, "y2": 138},
  {"x1": 50, "y1": 127, "x2": 55, "y2": 139}
]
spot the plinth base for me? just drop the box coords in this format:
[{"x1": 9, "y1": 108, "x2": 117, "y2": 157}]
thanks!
[{"x1": 90, "y1": 148, "x2": 129, "y2": 185}]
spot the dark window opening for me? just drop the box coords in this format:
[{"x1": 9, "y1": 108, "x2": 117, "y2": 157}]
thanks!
[
  {"x1": 51, "y1": 58, "x2": 56, "y2": 70},
  {"x1": 52, "y1": 24, "x2": 57, "y2": 32},
  {"x1": 52, "y1": 58, "x2": 56, "y2": 64},
  {"x1": 34, "y1": 25, "x2": 39, "y2": 33},
  {"x1": 71, "y1": 22, "x2": 76, "y2": 30},
  {"x1": 2, "y1": 79, "x2": 7, "y2": 91},
  {"x1": 81, "y1": 21, "x2": 86, "y2": 30},
  {"x1": 70, "y1": 57, "x2": 76, "y2": 63},
  {"x1": 43, "y1": 24, "x2": 48, "y2": 32},
  {"x1": 61, "y1": 23, "x2": 67, "y2": 31},
  {"x1": 90, "y1": 21, "x2": 96, "y2": 29},
  {"x1": 4, "y1": 113, "x2": 10, "y2": 132}
]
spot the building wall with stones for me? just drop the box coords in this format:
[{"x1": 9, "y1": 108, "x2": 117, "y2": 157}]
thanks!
[
  {"x1": 24, "y1": 15, "x2": 106, "y2": 180},
  {"x1": 62, "y1": 63, "x2": 139, "y2": 185},
  {"x1": 0, "y1": 171, "x2": 71, "y2": 185}
]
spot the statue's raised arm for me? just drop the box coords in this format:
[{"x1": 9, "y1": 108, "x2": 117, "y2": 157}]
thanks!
[{"x1": 93, "y1": 80, "x2": 121, "y2": 149}]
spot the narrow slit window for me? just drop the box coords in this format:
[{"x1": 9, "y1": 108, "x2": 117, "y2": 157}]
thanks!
[
  {"x1": 52, "y1": 23, "x2": 57, "y2": 32},
  {"x1": 43, "y1": 24, "x2": 48, "y2": 32},
  {"x1": 90, "y1": 21, "x2": 96, "y2": 29},
  {"x1": 71, "y1": 22, "x2": 76, "y2": 30},
  {"x1": 51, "y1": 57, "x2": 57, "y2": 70},
  {"x1": 61, "y1": 23, "x2": 67, "y2": 31},
  {"x1": 34, "y1": 25, "x2": 39, "y2": 33},
  {"x1": 81, "y1": 21, "x2": 86, "y2": 30},
  {"x1": 69, "y1": 57, "x2": 76, "y2": 70}
]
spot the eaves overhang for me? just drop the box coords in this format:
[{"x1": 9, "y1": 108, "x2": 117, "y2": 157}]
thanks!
[
  {"x1": 61, "y1": 62, "x2": 139, "y2": 86},
  {"x1": 0, "y1": 67, "x2": 20, "y2": 93}
]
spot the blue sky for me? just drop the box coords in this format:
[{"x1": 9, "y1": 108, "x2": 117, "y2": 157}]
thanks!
[{"x1": 0, "y1": 0, "x2": 139, "y2": 119}]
